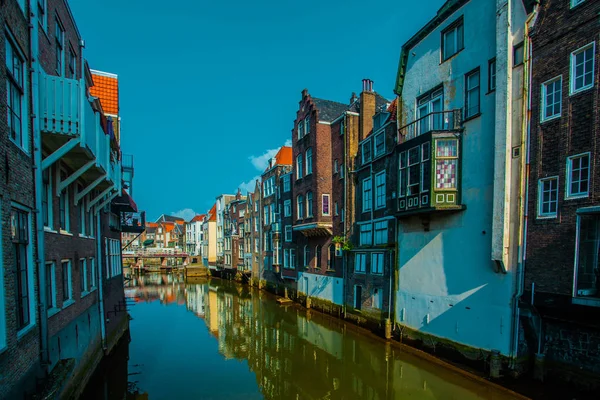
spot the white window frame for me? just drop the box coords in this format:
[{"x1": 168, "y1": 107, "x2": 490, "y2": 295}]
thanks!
[
  {"x1": 374, "y1": 132, "x2": 385, "y2": 157},
  {"x1": 322, "y1": 194, "x2": 330, "y2": 216},
  {"x1": 285, "y1": 226, "x2": 292, "y2": 242},
  {"x1": 362, "y1": 177, "x2": 372, "y2": 212},
  {"x1": 375, "y1": 171, "x2": 386, "y2": 209},
  {"x1": 355, "y1": 253, "x2": 366, "y2": 273},
  {"x1": 306, "y1": 192, "x2": 313, "y2": 218},
  {"x1": 566, "y1": 153, "x2": 591, "y2": 199},
  {"x1": 442, "y1": 17, "x2": 464, "y2": 61},
  {"x1": 570, "y1": 42, "x2": 595, "y2": 94},
  {"x1": 541, "y1": 76, "x2": 562, "y2": 122},
  {"x1": 297, "y1": 195, "x2": 304, "y2": 219},
  {"x1": 538, "y1": 177, "x2": 559, "y2": 218},
  {"x1": 80, "y1": 258, "x2": 88, "y2": 295},
  {"x1": 284, "y1": 200, "x2": 291, "y2": 217},
  {"x1": 371, "y1": 252, "x2": 384, "y2": 274}
]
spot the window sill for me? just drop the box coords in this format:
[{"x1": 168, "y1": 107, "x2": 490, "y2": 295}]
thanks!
[
  {"x1": 17, "y1": 323, "x2": 37, "y2": 341},
  {"x1": 354, "y1": 271, "x2": 366, "y2": 274},
  {"x1": 81, "y1": 291, "x2": 90, "y2": 298},
  {"x1": 48, "y1": 307, "x2": 60, "y2": 318},
  {"x1": 9, "y1": 138, "x2": 31, "y2": 157},
  {"x1": 485, "y1": 89, "x2": 496, "y2": 96},
  {"x1": 59, "y1": 230, "x2": 73, "y2": 236},
  {"x1": 572, "y1": 297, "x2": 600, "y2": 307},
  {"x1": 463, "y1": 112, "x2": 482, "y2": 123},
  {"x1": 537, "y1": 214, "x2": 557, "y2": 220},
  {"x1": 565, "y1": 193, "x2": 589, "y2": 200},
  {"x1": 44, "y1": 227, "x2": 58, "y2": 233},
  {"x1": 570, "y1": 85, "x2": 594, "y2": 97},
  {"x1": 541, "y1": 115, "x2": 561, "y2": 124},
  {"x1": 62, "y1": 299, "x2": 75, "y2": 310},
  {"x1": 440, "y1": 48, "x2": 464, "y2": 64}
]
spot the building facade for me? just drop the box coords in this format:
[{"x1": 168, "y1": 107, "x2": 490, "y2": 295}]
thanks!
[{"x1": 186, "y1": 214, "x2": 205, "y2": 257}]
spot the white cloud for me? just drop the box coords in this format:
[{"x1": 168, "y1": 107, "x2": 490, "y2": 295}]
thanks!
[
  {"x1": 248, "y1": 148, "x2": 279, "y2": 171},
  {"x1": 238, "y1": 176, "x2": 259, "y2": 194},
  {"x1": 171, "y1": 208, "x2": 197, "y2": 222},
  {"x1": 284, "y1": 139, "x2": 292, "y2": 147}
]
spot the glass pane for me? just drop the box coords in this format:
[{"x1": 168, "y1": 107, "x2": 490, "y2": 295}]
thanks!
[
  {"x1": 576, "y1": 215, "x2": 600, "y2": 297},
  {"x1": 435, "y1": 159, "x2": 458, "y2": 189},
  {"x1": 436, "y1": 139, "x2": 458, "y2": 157}
]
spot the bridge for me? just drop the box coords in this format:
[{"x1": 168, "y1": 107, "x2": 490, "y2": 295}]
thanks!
[{"x1": 123, "y1": 250, "x2": 191, "y2": 269}]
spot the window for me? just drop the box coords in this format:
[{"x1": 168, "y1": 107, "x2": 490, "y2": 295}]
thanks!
[
  {"x1": 328, "y1": 245, "x2": 335, "y2": 270},
  {"x1": 306, "y1": 191, "x2": 313, "y2": 217},
  {"x1": 334, "y1": 202, "x2": 339, "y2": 216},
  {"x1": 334, "y1": 159, "x2": 338, "y2": 173},
  {"x1": 322, "y1": 194, "x2": 330, "y2": 216},
  {"x1": 6, "y1": 35, "x2": 26, "y2": 150},
  {"x1": 340, "y1": 164, "x2": 344, "y2": 179},
  {"x1": 315, "y1": 245, "x2": 322, "y2": 269},
  {"x1": 362, "y1": 140, "x2": 372, "y2": 164},
  {"x1": 359, "y1": 224, "x2": 372, "y2": 246},
  {"x1": 108, "y1": 239, "x2": 122, "y2": 277},
  {"x1": 80, "y1": 259, "x2": 88, "y2": 294},
  {"x1": 55, "y1": 18, "x2": 64, "y2": 75},
  {"x1": 254, "y1": 239, "x2": 259, "y2": 253},
  {"x1": 538, "y1": 178, "x2": 558, "y2": 218},
  {"x1": 372, "y1": 288, "x2": 382, "y2": 310},
  {"x1": 303, "y1": 245, "x2": 310, "y2": 267},
  {"x1": 541, "y1": 76, "x2": 562, "y2": 121},
  {"x1": 290, "y1": 249, "x2": 296, "y2": 269},
  {"x1": 570, "y1": 43, "x2": 595, "y2": 94},
  {"x1": 435, "y1": 139, "x2": 459, "y2": 190},
  {"x1": 67, "y1": 47, "x2": 76, "y2": 79},
  {"x1": 567, "y1": 153, "x2": 590, "y2": 198},
  {"x1": 375, "y1": 172, "x2": 386, "y2": 209},
  {"x1": 465, "y1": 68, "x2": 480, "y2": 118},
  {"x1": 362, "y1": 177, "x2": 372, "y2": 212},
  {"x1": 305, "y1": 116, "x2": 310, "y2": 134},
  {"x1": 488, "y1": 58, "x2": 496, "y2": 92},
  {"x1": 264, "y1": 205, "x2": 269, "y2": 225},
  {"x1": 513, "y1": 42, "x2": 524, "y2": 66},
  {"x1": 306, "y1": 148, "x2": 313, "y2": 175},
  {"x1": 42, "y1": 168, "x2": 52, "y2": 227},
  {"x1": 79, "y1": 186, "x2": 87, "y2": 236},
  {"x1": 417, "y1": 88, "x2": 443, "y2": 135},
  {"x1": 285, "y1": 226, "x2": 292, "y2": 242},
  {"x1": 12, "y1": 208, "x2": 32, "y2": 330},
  {"x1": 298, "y1": 120, "x2": 304, "y2": 139},
  {"x1": 284, "y1": 200, "x2": 291, "y2": 217},
  {"x1": 59, "y1": 170, "x2": 70, "y2": 231},
  {"x1": 296, "y1": 154, "x2": 303, "y2": 180},
  {"x1": 371, "y1": 253, "x2": 384, "y2": 274},
  {"x1": 374, "y1": 221, "x2": 388, "y2": 245},
  {"x1": 46, "y1": 262, "x2": 56, "y2": 311},
  {"x1": 89, "y1": 258, "x2": 96, "y2": 289},
  {"x1": 355, "y1": 253, "x2": 366, "y2": 273},
  {"x1": 38, "y1": 1, "x2": 48, "y2": 30},
  {"x1": 263, "y1": 176, "x2": 275, "y2": 197},
  {"x1": 571, "y1": 0, "x2": 585, "y2": 7},
  {"x1": 254, "y1": 217, "x2": 259, "y2": 232},
  {"x1": 283, "y1": 249, "x2": 289, "y2": 269},
  {"x1": 270, "y1": 204, "x2": 275, "y2": 225},
  {"x1": 575, "y1": 213, "x2": 599, "y2": 298},
  {"x1": 441, "y1": 17, "x2": 464, "y2": 61},
  {"x1": 408, "y1": 146, "x2": 421, "y2": 195},
  {"x1": 297, "y1": 195, "x2": 304, "y2": 219},
  {"x1": 374, "y1": 132, "x2": 385, "y2": 157},
  {"x1": 62, "y1": 260, "x2": 72, "y2": 302},
  {"x1": 283, "y1": 174, "x2": 291, "y2": 192}
]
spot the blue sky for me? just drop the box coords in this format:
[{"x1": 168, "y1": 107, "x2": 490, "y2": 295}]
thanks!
[{"x1": 70, "y1": 0, "x2": 445, "y2": 221}]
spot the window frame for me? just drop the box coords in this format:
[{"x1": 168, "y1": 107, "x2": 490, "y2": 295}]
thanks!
[
  {"x1": 362, "y1": 177, "x2": 372, "y2": 213},
  {"x1": 61, "y1": 259, "x2": 73, "y2": 305},
  {"x1": 12, "y1": 206, "x2": 34, "y2": 334},
  {"x1": 371, "y1": 252, "x2": 384, "y2": 275},
  {"x1": 322, "y1": 194, "x2": 330, "y2": 216},
  {"x1": 285, "y1": 226, "x2": 292, "y2": 242},
  {"x1": 355, "y1": 253, "x2": 366, "y2": 273},
  {"x1": 513, "y1": 41, "x2": 524, "y2": 67},
  {"x1": 361, "y1": 140, "x2": 372, "y2": 165},
  {"x1": 46, "y1": 261, "x2": 57, "y2": 313},
  {"x1": 283, "y1": 174, "x2": 291, "y2": 192},
  {"x1": 570, "y1": 42, "x2": 595, "y2": 95},
  {"x1": 80, "y1": 258, "x2": 88, "y2": 295},
  {"x1": 488, "y1": 58, "x2": 497, "y2": 92},
  {"x1": 5, "y1": 33, "x2": 27, "y2": 152},
  {"x1": 566, "y1": 153, "x2": 591, "y2": 199},
  {"x1": 374, "y1": 132, "x2": 385, "y2": 158},
  {"x1": 374, "y1": 220, "x2": 388, "y2": 245},
  {"x1": 305, "y1": 148, "x2": 313, "y2": 175},
  {"x1": 465, "y1": 67, "x2": 481, "y2": 120},
  {"x1": 537, "y1": 177, "x2": 559, "y2": 218},
  {"x1": 359, "y1": 223, "x2": 372, "y2": 246},
  {"x1": 297, "y1": 195, "x2": 304, "y2": 220},
  {"x1": 375, "y1": 171, "x2": 386, "y2": 209},
  {"x1": 284, "y1": 199, "x2": 291, "y2": 217},
  {"x1": 441, "y1": 16, "x2": 464, "y2": 62},
  {"x1": 306, "y1": 191, "x2": 313, "y2": 218},
  {"x1": 541, "y1": 76, "x2": 563, "y2": 122},
  {"x1": 296, "y1": 153, "x2": 303, "y2": 180},
  {"x1": 55, "y1": 17, "x2": 65, "y2": 76}
]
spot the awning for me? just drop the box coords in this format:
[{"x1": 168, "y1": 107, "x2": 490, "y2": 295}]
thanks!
[
  {"x1": 143, "y1": 239, "x2": 154, "y2": 246},
  {"x1": 112, "y1": 190, "x2": 138, "y2": 212},
  {"x1": 293, "y1": 222, "x2": 333, "y2": 237}
]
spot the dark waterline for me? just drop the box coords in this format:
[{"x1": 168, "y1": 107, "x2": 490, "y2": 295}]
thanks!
[{"x1": 81, "y1": 273, "x2": 525, "y2": 400}]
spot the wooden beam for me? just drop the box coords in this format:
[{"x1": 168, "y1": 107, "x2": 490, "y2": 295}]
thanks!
[{"x1": 41, "y1": 137, "x2": 80, "y2": 170}]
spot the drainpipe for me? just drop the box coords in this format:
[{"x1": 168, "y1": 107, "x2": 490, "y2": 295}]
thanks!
[
  {"x1": 509, "y1": 8, "x2": 538, "y2": 367},
  {"x1": 30, "y1": 2, "x2": 49, "y2": 366},
  {"x1": 342, "y1": 113, "x2": 348, "y2": 318}
]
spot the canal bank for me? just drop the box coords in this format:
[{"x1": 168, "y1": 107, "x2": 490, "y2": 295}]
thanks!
[{"x1": 81, "y1": 273, "x2": 596, "y2": 399}]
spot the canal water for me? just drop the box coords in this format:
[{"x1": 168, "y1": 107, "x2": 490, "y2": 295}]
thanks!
[{"x1": 81, "y1": 273, "x2": 524, "y2": 400}]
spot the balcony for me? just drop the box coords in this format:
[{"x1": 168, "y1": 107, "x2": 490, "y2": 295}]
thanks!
[
  {"x1": 293, "y1": 222, "x2": 333, "y2": 237},
  {"x1": 397, "y1": 117, "x2": 465, "y2": 217},
  {"x1": 39, "y1": 73, "x2": 121, "y2": 199},
  {"x1": 398, "y1": 109, "x2": 462, "y2": 143}
]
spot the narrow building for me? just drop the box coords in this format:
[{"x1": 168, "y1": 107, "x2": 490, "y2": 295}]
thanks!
[
  {"x1": 393, "y1": 0, "x2": 533, "y2": 371},
  {"x1": 203, "y1": 203, "x2": 218, "y2": 270},
  {"x1": 522, "y1": 0, "x2": 600, "y2": 383},
  {"x1": 186, "y1": 214, "x2": 205, "y2": 258},
  {"x1": 248, "y1": 181, "x2": 263, "y2": 284},
  {"x1": 223, "y1": 190, "x2": 246, "y2": 279},
  {"x1": 215, "y1": 194, "x2": 235, "y2": 271}
]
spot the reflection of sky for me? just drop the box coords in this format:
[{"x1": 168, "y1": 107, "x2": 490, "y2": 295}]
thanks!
[{"x1": 129, "y1": 300, "x2": 262, "y2": 400}]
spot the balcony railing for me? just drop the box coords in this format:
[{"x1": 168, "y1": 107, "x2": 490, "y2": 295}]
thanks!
[
  {"x1": 39, "y1": 72, "x2": 115, "y2": 182},
  {"x1": 398, "y1": 110, "x2": 462, "y2": 143}
]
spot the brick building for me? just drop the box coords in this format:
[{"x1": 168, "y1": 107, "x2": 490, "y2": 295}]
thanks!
[
  {"x1": 223, "y1": 190, "x2": 246, "y2": 278},
  {"x1": 280, "y1": 171, "x2": 295, "y2": 282},
  {"x1": 248, "y1": 181, "x2": 262, "y2": 284},
  {"x1": 346, "y1": 83, "x2": 396, "y2": 329},
  {"x1": 0, "y1": 1, "x2": 40, "y2": 398},
  {"x1": 522, "y1": 0, "x2": 600, "y2": 383},
  {"x1": 259, "y1": 146, "x2": 292, "y2": 288}
]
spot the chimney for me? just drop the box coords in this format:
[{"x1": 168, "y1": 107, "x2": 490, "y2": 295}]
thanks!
[
  {"x1": 359, "y1": 79, "x2": 376, "y2": 141},
  {"x1": 349, "y1": 92, "x2": 358, "y2": 105}
]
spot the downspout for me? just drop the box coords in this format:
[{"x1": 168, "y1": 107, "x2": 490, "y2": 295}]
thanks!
[
  {"x1": 31, "y1": 3, "x2": 49, "y2": 366},
  {"x1": 509, "y1": 8, "x2": 537, "y2": 367},
  {"x1": 342, "y1": 113, "x2": 347, "y2": 318},
  {"x1": 97, "y1": 212, "x2": 107, "y2": 349}
]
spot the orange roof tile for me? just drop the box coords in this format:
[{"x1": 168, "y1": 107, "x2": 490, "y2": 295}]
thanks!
[
  {"x1": 191, "y1": 214, "x2": 205, "y2": 222},
  {"x1": 264, "y1": 146, "x2": 292, "y2": 172},
  {"x1": 208, "y1": 204, "x2": 217, "y2": 221},
  {"x1": 146, "y1": 222, "x2": 158, "y2": 228},
  {"x1": 90, "y1": 71, "x2": 119, "y2": 116}
]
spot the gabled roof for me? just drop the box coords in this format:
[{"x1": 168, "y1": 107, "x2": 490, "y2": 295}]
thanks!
[
  {"x1": 90, "y1": 70, "x2": 119, "y2": 116},
  {"x1": 264, "y1": 146, "x2": 293, "y2": 172},
  {"x1": 190, "y1": 214, "x2": 205, "y2": 223},
  {"x1": 156, "y1": 214, "x2": 185, "y2": 223},
  {"x1": 313, "y1": 98, "x2": 350, "y2": 122},
  {"x1": 207, "y1": 204, "x2": 217, "y2": 222}
]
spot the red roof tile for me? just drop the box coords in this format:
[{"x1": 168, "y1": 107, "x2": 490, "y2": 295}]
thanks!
[
  {"x1": 90, "y1": 72, "x2": 119, "y2": 116},
  {"x1": 265, "y1": 146, "x2": 293, "y2": 172},
  {"x1": 191, "y1": 214, "x2": 205, "y2": 222},
  {"x1": 208, "y1": 204, "x2": 217, "y2": 221}
]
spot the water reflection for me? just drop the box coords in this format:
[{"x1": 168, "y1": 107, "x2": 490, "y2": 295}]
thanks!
[{"x1": 83, "y1": 273, "x2": 519, "y2": 399}]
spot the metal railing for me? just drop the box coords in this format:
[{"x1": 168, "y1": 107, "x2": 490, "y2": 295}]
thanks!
[{"x1": 398, "y1": 110, "x2": 462, "y2": 142}]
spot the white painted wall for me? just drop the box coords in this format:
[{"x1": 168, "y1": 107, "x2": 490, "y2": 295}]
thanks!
[
  {"x1": 396, "y1": 0, "x2": 526, "y2": 355},
  {"x1": 298, "y1": 272, "x2": 344, "y2": 305}
]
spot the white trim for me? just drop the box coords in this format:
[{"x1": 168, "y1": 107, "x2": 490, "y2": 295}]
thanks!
[
  {"x1": 322, "y1": 194, "x2": 331, "y2": 216},
  {"x1": 317, "y1": 121, "x2": 331, "y2": 125},
  {"x1": 540, "y1": 76, "x2": 562, "y2": 122},
  {"x1": 569, "y1": 42, "x2": 595, "y2": 95},
  {"x1": 90, "y1": 69, "x2": 118, "y2": 79},
  {"x1": 537, "y1": 176, "x2": 559, "y2": 218},
  {"x1": 565, "y1": 152, "x2": 591, "y2": 199}
]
